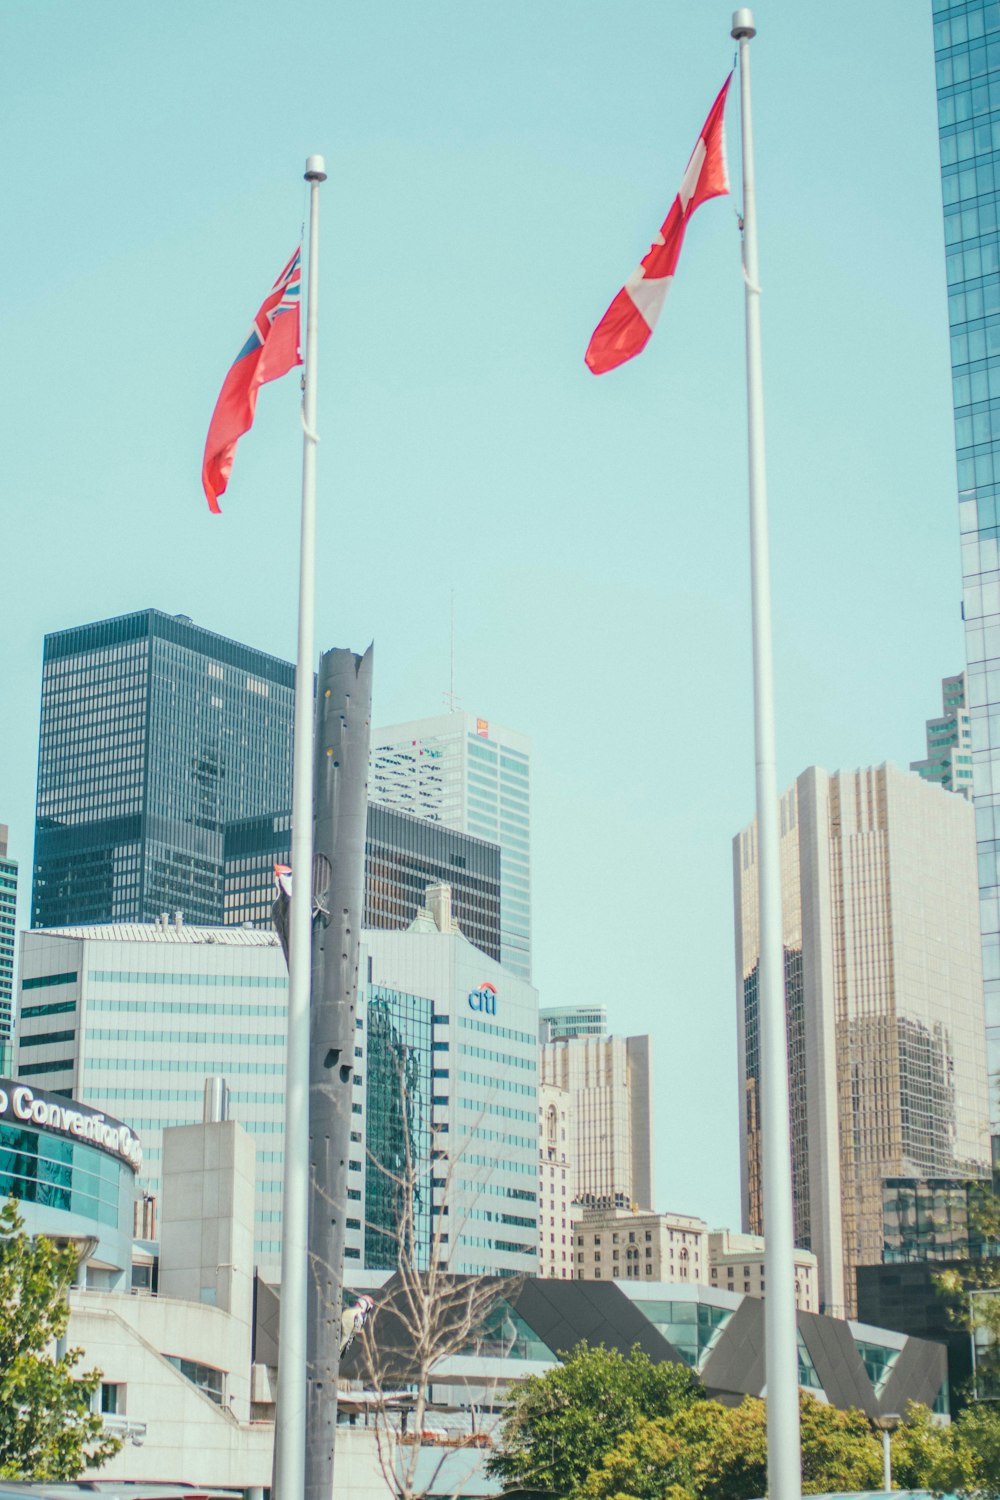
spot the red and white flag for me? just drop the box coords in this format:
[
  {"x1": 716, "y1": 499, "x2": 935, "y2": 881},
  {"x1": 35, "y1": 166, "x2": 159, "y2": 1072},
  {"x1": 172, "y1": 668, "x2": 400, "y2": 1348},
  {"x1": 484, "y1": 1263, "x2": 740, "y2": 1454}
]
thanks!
[
  {"x1": 585, "y1": 76, "x2": 732, "y2": 376},
  {"x1": 202, "y1": 248, "x2": 302, "y2": 512}
]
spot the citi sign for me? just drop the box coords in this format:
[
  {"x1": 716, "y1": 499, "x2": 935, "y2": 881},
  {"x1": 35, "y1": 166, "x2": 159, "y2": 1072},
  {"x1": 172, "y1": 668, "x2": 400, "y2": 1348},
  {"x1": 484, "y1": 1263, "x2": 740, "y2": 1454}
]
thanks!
[{"x1": 468, "y1": 981, "x2": 497, "y2": 1015}]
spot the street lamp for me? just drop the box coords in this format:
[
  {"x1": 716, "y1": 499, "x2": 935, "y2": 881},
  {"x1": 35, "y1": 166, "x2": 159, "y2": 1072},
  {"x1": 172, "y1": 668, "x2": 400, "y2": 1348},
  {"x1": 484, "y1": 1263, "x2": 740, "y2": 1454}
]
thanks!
[{"x1": 873, "y1": 1413, "x2": 902, "y2": 1493}]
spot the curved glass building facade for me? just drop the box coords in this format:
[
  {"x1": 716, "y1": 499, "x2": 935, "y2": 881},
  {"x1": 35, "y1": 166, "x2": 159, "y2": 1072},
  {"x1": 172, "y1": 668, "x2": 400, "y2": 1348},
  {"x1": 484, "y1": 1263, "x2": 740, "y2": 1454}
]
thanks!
[{"x1": 0, "y1": 1079, "x2": 138, "y2": 1289}]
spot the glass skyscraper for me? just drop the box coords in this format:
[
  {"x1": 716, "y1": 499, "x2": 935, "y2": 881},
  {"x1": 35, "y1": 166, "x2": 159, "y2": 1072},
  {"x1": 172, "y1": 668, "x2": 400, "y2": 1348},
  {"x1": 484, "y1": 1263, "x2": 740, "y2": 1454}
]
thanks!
[
  {"x1": 224, "y1": 801, "x2": 501, "y2": 959},
  {"x1": 933, "y1": 0, "x2": 1000, "y2": 1120},
  {"x1": 370, "y1": 711, "x2": 532, "y2": 979},
  {"x1": 0, "y1": 826, "x2": 17, "y2": 1073},
  {"x1": 32, "y1": 610, "x2": 295, "y2": 928}
]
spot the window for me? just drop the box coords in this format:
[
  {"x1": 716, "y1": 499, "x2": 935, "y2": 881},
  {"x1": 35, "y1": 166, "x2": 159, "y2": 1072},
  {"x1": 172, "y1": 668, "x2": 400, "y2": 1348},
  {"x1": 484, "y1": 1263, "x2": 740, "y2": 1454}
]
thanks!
[
  {"x1": 99, "y1": 1383, "x2": 124, "y2": 1415},
  {"x1": 164, "y1": 1356, "x2": 224, "y2": 1405}
]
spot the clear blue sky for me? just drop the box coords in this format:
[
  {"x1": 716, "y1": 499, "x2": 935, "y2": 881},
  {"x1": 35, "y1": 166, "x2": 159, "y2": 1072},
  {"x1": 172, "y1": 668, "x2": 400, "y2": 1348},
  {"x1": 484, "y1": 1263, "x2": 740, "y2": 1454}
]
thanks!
[{"x1": 1, "y1": 1, "x2": 962, "y2": 1229}]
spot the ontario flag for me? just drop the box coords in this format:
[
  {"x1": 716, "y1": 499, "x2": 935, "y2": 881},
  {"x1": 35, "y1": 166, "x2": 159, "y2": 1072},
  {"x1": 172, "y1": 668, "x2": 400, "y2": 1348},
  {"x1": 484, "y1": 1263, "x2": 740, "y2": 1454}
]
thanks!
[
  {"x1": 585, "y1": 76, "x2": 731, "y2": 376},
  {"x1": 202, "y1": 247, "x2": 303, "y2": 512}
]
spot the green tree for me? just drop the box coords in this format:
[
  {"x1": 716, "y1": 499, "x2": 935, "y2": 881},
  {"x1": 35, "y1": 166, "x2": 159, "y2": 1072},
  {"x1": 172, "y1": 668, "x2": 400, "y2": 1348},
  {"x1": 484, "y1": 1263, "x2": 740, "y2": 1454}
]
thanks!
[
  {"x1": 580, "y1": 1395, "x2": 882, "y2": 1500},
  {"x1": 0, "y1": 1200, "x2": 121, "y2": 1479},
  {"x1": 889, "y1": 1402, "x2": 973, "y2": 1495},
  {"x1": 798, "y1": 1397, "x2": 882, "y2": 1494},
  {"x1": 486, "y1": 1342, "x2": 704, "y2": 1498},
  {"x1": 950, "y1": 1401, "x2": 1000, "y2": 1497},
  {"x1": 931, "y1": 1181, "x2": 1000, "y2": 1403}
]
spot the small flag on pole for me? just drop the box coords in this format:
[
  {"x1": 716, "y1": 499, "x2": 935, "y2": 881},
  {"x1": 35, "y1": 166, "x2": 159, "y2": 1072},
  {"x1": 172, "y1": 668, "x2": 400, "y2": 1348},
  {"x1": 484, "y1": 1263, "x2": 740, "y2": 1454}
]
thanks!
[
  {"x1": 585, "y1": 76, "x2": 732, "y2": 375},
  {"x1": 202, "y1": 247, "x2": 303, "y2": 512}
]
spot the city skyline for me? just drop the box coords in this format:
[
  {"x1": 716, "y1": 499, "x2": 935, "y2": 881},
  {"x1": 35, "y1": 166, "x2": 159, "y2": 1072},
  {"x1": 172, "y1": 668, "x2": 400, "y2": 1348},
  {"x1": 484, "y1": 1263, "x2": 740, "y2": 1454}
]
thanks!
[{"x1": 1, "y1": 1, "x2": 968, "y2": 1229}]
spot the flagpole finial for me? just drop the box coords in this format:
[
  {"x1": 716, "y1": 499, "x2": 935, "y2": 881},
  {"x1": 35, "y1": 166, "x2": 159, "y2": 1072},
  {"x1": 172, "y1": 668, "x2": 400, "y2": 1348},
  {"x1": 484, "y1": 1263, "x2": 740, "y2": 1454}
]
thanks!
[
  {"x1": 305, "y1": 154, "x2": 327, "y2": 182},
  {"x1": 731, "y1": 7, "x2": 756, "y2": 38}
]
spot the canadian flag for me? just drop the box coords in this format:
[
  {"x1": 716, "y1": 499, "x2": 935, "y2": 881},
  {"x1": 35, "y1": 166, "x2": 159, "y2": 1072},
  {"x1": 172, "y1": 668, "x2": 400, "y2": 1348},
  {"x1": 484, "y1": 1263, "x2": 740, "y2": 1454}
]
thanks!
[{"x1": 585, "y1": 76, "x2": 732, "y2": 376}]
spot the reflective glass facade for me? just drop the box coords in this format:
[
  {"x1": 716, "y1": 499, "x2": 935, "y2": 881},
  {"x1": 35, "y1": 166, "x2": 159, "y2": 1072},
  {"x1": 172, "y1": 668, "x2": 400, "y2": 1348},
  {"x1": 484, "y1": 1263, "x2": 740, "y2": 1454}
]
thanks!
[
  {"x1": 0, "y1": 828, "x2": 16, "y2": 1069},
  {"x1": 883, "y1": 1175, "x2": 1000, "y2": 1261},
  {"x1": 370, "y1": 713, "x2": 532, "y2": 979},
  {"x1": 0, "y1": 1119, "x2": 126, "y2": 1226},
  {"x1": 364, "y1": 984, "x2": 433, "y2": 1270},
  {"x1": 743, "y1": 949, "x2": 811, "y2": 1257},
  {"x1": 223, "y1": 802, "x2": 502, "y2": 961},
  {"x1": 32, "y1": 611, "x2": 294, "y2": 928},
  {"x1": 934, "y1": 0, "x2": 1000, "y2": 1120},
  {"x1": 638, "y1": 1300, "x2": 733, "y2": 1371}
]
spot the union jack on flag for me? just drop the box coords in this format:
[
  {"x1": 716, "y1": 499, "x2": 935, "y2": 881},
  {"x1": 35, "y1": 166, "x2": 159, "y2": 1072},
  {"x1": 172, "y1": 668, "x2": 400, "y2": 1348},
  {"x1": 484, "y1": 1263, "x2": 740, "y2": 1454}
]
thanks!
[
  {"x1": 232, "y1": 249, "x2": 301, "y2": 364},
  {"x1": 202, "y1": 247, "x2": 303, "y2": 513}
]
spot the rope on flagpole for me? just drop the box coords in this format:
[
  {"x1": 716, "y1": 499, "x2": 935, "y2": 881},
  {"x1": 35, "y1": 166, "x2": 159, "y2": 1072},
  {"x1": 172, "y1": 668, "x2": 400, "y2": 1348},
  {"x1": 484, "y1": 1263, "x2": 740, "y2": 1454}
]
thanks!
[
  {"x1": 736, "y1": 215, "x2": 762, "y2": 296},
  {"x1": 301, "y1": 406, "x2": 320, "y2": 444}
]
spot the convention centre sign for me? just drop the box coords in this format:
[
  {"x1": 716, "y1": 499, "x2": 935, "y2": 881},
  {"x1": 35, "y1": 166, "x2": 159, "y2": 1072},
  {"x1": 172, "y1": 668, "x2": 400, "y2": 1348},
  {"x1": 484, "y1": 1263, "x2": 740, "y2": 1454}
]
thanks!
[{"x1": 0, "y1": 1078, "x2": 142, "y2": 1171}]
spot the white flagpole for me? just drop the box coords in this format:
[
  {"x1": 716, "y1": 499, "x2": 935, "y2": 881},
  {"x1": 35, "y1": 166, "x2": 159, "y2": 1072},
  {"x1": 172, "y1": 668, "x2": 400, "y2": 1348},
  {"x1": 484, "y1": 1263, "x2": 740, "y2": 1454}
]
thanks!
[
  {"x1": 730, "y1": 13, "x2": 802, "y2": 1500},
  {"x1": 274, "y1": 151, "x2": 326, "y2": 1500}
]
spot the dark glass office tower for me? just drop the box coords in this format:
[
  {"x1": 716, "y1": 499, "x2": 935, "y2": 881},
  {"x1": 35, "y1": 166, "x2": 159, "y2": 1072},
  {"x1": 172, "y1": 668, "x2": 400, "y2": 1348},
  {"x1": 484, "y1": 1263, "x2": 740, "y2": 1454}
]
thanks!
[
  {"x1": 933, "y1": 2, "x2": 1000, "y2": 1120},
  {"x1": 32, "y1": 611, "x2": 295, "y2": 928},
  {"x1": 223, "y1": 801, "x2": 502, "y2": 961}
]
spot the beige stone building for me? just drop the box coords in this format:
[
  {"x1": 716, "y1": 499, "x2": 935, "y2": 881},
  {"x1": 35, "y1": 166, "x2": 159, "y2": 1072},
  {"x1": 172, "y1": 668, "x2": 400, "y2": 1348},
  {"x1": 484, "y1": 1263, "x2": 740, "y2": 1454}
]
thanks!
[
  {"x1": 734, "y1": 763, "x2": 991, "y2": 1317},
  {"x1": 573, "y1": 1208, "x2": 707, "y2": 1283},
  {"x1": 537, "y1": 1082, "x2": 577, "y2": 1278},
  {"x1": 540, "y1": 1032, "x2": 654, "y2": 1211},
  {"x1": 707, "y1": 1229, "x2": 818, "y2": 1312}
]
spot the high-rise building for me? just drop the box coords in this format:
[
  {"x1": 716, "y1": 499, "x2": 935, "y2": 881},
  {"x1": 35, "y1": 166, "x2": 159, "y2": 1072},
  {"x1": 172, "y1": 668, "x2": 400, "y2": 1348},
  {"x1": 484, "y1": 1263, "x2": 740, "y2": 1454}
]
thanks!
[
  {"x1": 540, "y1": 1033, "x2": 654, "y2": 1212},
  {"x1": 15, "y1": 921, "x2": 298, "y2": 1279},
  {"x1": 734, "y1": 764, "x2": 991, "y2": 1316},
  {"x1": 538, "y1": 1081, "x2": 577, "y2": 1278},
  {"x1": 222, "y1": 803, "x2": 502, "y2": 962},
  {"x1": 0, "y1": 826, "x2": 17, "y2": 1073},
  {"x1": 32, "y1": 611, "x2": 295, "y2": 930},
  {"x1": 365, "y1": 886, "x2": 540, "y2": 1278},
  {"x1": 16, "y1": 882, "x2": 539, "y2": 1281},
  {"x1": 540, "y1": 1004, "x2": 608, "y2": 1041},
  {"x1": 370, "y1": 712, "x2": 532, "y2": 979},
  {"x1": 933, "y1": 3, "x2": 1000, "y2": 1118},
  {"x1": 911, "y1": 671, "x2": 973, "y2": 799}
]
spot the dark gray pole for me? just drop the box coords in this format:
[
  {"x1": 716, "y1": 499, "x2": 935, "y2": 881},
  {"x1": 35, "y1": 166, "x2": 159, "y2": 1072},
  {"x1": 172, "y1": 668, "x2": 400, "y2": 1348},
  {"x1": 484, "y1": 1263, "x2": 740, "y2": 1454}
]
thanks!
[{"x1": 306, "y1": 643, "x2": 373, "y2": 1500}]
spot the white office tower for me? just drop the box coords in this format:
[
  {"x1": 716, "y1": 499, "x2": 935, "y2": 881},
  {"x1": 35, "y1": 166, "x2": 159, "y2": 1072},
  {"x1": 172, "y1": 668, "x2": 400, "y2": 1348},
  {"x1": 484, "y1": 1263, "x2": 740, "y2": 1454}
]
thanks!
[
  {"x1": 540, "y1": 1034, "x2": 654, "y2": 1213},
  {"x1": 16, "y1": 922, "x2": 302, "y2": 1280},
  {"x1": 538, "y1": 1081, "x2": 577, "y2": 1278},
  {"x1": 365, "y1": 884, "x2": 540, "y2": 1277},
  {"x1": 734, "y1": 764, "x2": 991, "y2": 1318},
  {"x1": 540, "y1": 1004, "x2": 608, "y2": 1041},
  {"x1": 370, "y1": 712, "x2": 532, "y2": 979}
]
